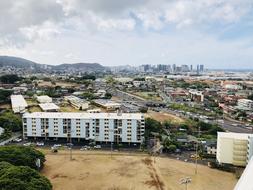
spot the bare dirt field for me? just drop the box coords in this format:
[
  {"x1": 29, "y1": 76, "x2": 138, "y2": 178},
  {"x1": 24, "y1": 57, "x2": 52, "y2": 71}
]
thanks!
[
  {"x1": 0, "y1": 103, "x2": 11, "y2": 109},
  {"x1": 42, "y1": 150, "x2": 237, "y2": 190},
  {"x1": 38, "y1": 81, "x2": 78, "y2": 88},
  {"x1": 145, "y1": 111, "x2": 185, "y2": 124}
]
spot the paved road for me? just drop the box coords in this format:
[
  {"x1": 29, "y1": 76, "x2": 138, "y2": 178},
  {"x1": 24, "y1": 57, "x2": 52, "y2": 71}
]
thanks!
[
  {"x1": 219, "y1": 120, "x2": 252, "y2": 133},
  {"x1": 160, "y1": 108, "x2": 253, "y2": 134},
  {"x1": 0, "y1": 132, "x2": 22, "y2": 146}
]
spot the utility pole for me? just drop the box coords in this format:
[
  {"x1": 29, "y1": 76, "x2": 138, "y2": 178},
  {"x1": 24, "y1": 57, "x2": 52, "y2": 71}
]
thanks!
[
  {"x1": 195, "y1": 125, "x2": 200, "y2": 175},
  {"x1": 195, "y1": 141, "x2": 198, "y2": 175},
  {"x1": 109, "y1": 129, "x2": 114, "y2": 159},
  {"x1": 68, "y1": 126, "x2": 73, "y2": 161},
  {"x1": 69, "y1": 133, "x2": 72, "y2": 161}
]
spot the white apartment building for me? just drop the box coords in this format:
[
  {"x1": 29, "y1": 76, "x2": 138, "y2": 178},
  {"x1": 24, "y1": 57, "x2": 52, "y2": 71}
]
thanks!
[
  {"x1": 237, "y1": 99, "x2": 253, "y2": 111},
  {"x1": 189, "y1": 89, "x2": 204, "y2": 102},
  {"x1": 22, "y1": 112, "x2": 145, "y2": 143},
  {"x1": 11, "y1": 95, "x2": 28, "y2": 113},
  {"x1": 217, "y1": 132, "x2": 253, "y2": 166},
  {"x1": 234, "y1": 157, "x2": 253, "y2": 190}
]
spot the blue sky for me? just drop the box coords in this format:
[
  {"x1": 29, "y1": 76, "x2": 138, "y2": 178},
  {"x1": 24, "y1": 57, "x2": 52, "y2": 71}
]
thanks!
[{"x1": 0, "y1": 0, "x2": 253, "y2": 69}]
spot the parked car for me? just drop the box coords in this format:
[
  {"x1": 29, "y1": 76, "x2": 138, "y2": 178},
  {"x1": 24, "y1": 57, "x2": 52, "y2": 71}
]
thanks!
[
  {"x1": 66, "y1": 143, "x2": 73, "y2": 147},
  {"x1": 80, "y1": 145, "x2": 91, "y2": 151},
  {"x1": 94, "y1": 145, "x2": 101, "y2": 149},
  {"x1": 51, "y1": 146, "x2": 58, "y2": 153},
  {"x1": 53, "y1": 144, "x2": 62, "y2": 147},
  {"x1": 36, "y1": 142, "x2": 44, "y2": 146},
  {"x1": 13, "y1": 138, "x2": 22, "y2": 142},
  {"x1": 23, "y1": 142, "x2": 32, "y2": 146}
]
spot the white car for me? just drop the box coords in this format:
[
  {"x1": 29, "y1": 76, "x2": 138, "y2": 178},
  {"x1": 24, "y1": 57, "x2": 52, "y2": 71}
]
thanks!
[
  {"x1": 13, "y1": 138, "x2": 22, "y2": 142},
  {"x1": 94, "y1": 145, "x2": 101, "y2": 149},
  {"x1": 53, "y1": 144, "x2": 62, "y2": 147},
  {"x1": 23, "y1": 142, "x2": 32, "y2": 146},
  {"x1": 36, "y1": 142, "x2": 44, "y2": 146}
]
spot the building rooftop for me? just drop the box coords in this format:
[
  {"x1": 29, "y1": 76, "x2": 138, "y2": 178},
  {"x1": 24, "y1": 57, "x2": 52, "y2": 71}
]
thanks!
[
  {"x1": 23, "y1": 112, "x2": 144, "y2": 120},
  {"x1": 37, "y1": 95, "x2": 52, "y2": 102},
  {"x1": 93, "y1": 99, "x2": 121, "y2": 107},
  {"x1": 65, "y1": 95, "x2": 89, "y2": 103},
  {"x1": 218, "y1": 132, "x2": 253, "y2": 140},
  {"x1": 39, "y1": 103, "x2": 60, "y2": 111},
  {"x1": 11, "y1": 95, "x2": 28, "y2": 107},
  {"x1": 238, "y1": 99, "x2": 253, "y2": 103}
]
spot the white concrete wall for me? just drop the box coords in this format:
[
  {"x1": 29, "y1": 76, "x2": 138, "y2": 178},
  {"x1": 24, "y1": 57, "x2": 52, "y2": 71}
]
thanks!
[{"x1": 217, "y1": 137, "x2": 234, "y2": 164}]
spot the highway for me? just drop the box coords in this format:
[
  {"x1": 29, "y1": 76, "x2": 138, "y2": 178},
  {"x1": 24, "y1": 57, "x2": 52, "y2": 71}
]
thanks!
[
  {"x1": 113, "y1": 87, "x2": 253, "y2": 134},
  {"x1": 160, "y1": 107, "x2": 253, "y2": 134},
  {"x1": 219, "y1": 120, "x2": 252, "y2": 133}
]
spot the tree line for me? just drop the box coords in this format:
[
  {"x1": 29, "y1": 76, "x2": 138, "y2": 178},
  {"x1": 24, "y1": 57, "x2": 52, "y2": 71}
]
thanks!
[{"x1": 0, "y1": 146, "x2": 52, "y2": 190}]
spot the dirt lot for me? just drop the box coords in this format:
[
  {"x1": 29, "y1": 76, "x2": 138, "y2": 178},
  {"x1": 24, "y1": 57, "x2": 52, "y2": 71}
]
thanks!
[
  {"x1": 38, "y1": 81, "x2": 78, "y2": 88},
  {"x1": 42, "y1": 150, "x2": 237, "y2": 190},
  {"x1": 0, "y1": 103, "x2": 11, "y2": 109},
  {"x1": 145, "y1": 111, "x2": 185, "y2": 124}
]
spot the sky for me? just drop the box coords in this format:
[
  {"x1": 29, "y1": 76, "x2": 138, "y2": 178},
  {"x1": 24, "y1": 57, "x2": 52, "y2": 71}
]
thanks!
[{"x1": 0, "y1": 0, "x2": 253, "y2": 69}]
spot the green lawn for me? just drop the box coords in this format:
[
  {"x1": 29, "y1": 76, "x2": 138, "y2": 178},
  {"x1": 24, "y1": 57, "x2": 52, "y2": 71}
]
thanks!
[{"x1": 134, "y1": 92, "x2": 162, "y2": 101}]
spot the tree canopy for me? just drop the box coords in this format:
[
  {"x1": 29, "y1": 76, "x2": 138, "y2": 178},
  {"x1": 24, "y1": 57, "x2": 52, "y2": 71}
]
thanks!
[
  {"x1": 144, "y1": 118, "x2": 163, "y2": 138},
  {"x1": 0, "y1": 161, "x2": 52, "y2": 190},
  {"x1": 0, "y1": 146, "x2": 46, "y2": 170},
  {"x1": 0, "y1": 89, "x2": 12, "y2": 103},
  {"x1": 0, "y1": 74, "x2": 21, "y2": 84},
  {"x1": 0, "y1": 111, "x2": 22, "y2": 132}
]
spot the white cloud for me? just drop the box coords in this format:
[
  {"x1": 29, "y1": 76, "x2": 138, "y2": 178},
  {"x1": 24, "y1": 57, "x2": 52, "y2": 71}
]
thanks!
[
  {"x1": 135, "y1": 11, "x2": 164, "y2": 30},
  {"x1": 0, "y1": 0, "x2": 252, "y2": 45},
  {"x1": 19, "y1": 21, "x2": 61, "y2": 41},
  {"x1": 88, "y1": 12, "x2": 136, "y2": 31},
  {"x1": 0, "y1": 0, "x2": 253, "y2": 68}
]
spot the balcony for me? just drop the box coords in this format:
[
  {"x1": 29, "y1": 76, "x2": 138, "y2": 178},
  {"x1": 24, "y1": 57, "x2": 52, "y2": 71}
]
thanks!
[
  {"x1": 233, "y1": 155, "x2": 247, "y2": 161},
  {"x1": 233, "y1": 140, "x2": 247, "y2": 146},
  {"x1": 232, "y1": 160, "x2": 246, "y2": 166}
]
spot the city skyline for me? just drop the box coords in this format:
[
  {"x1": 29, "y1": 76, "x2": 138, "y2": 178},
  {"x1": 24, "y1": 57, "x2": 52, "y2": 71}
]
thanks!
[{"x1": 0, "y1": 1, "x2": 253, "y2": 69}]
